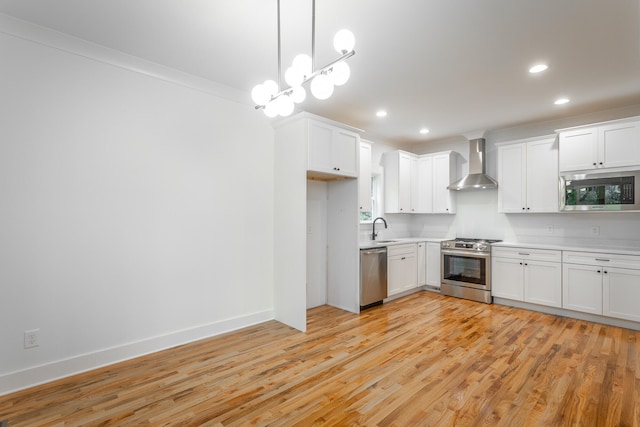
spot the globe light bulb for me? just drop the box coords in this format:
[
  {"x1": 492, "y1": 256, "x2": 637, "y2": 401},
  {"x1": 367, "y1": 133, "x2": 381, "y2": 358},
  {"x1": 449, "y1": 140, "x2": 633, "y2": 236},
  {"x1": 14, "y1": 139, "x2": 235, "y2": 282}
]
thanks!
[
  {"x1": 310, "y1": 74, "x2": 334, "y2": 100},
  {"x1": 292, "y1": 54, "x2": 313, "y2": 78},
  {"x1": 264, "y1": 100, "x2": 278, "y2": 118},
  {"x1": 333, "y1": 29, "x2": 355, "y2": 53},
  {"x1": 277, "y1": 95, "x2": 295, "y2": 117},
  {"x1": 290, "y1": 86, "x2": 306, "y2": 104},
  {"x1": 251, "y1": 84, "x2": 269, "y2": 106},
  {"x1": 262, "y1": 79, "x2": 278, "y2": 97},
  {"x1": 330, "y1": 62, "x2": 350, "y2": 86},
  {"x1": 285, "y1": 66, "x2": 304, "y2": 87}
]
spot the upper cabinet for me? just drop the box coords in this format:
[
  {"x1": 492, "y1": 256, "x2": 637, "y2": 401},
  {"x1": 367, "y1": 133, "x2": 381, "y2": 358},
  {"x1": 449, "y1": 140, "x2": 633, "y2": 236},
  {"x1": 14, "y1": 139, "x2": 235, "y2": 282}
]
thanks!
[
  {"x1": 358, "y1": 141, "x2": 372, "y2": 213},
  {"x1": 308, "y1": 120, "x2": 359, "y2": 178},
  {"x1": 384, "y1": 150, "x2": 456, "y2": 214},
  {"x1": 498, "y1": 135, "x2": 559, "y2": 213},
  {"x1": 558, "y1": 117, "x2": 640, "y2": 172}
]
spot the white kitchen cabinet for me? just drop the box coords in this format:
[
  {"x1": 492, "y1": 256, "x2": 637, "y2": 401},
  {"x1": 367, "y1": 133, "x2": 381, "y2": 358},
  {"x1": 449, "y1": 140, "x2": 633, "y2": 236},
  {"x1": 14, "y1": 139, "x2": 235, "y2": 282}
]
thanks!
[
  {"x1": 498, "y1": 135, "x2": 558, "y2": 213},
  {"x1": 384, "y1": 150, "x2": 455, "y2": 214},
  {"x1": 417, "y1": 156, "x2": 434, "y2": 213},
  {"x1": 492, "y1": 246, "x2": 562, "y2": 307},
  {"x1": 563, "y1": 251, "x2": 640, "y2": 320},
  {"x1": 432, "y1": 152, "x2": 457, "y2": 214},
  {"x1": 558, "y1": 118, "x2": 640, "y2": 172},
  {"x1": 308, "y1": 120, "x2": 359, "y2": 178},
  {"x1": 387, "y1": 244, "x2": 418, "y2": 296},
  {"x1": 384, "y1": 150, "x2": 413, "y2": 213},
  {"x1": 562, "y1": 263, "x2": 603, "y2": 315},
  {"x1": 417, "y1": 242, "x2": 426, "y2": 286},
  {"x1": 358, "y1": 141, "x2": 372, "y2": 213},
  {"x1": 426, "y1": 242, "x2": 441, "y2": 288}
]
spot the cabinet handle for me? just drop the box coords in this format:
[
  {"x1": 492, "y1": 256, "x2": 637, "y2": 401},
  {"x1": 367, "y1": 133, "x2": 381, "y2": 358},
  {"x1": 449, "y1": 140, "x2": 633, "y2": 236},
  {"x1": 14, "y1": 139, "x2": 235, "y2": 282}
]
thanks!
[
  {"x1": 518, "y1": 253, "x2": 530, "y2": 256},
  {"x1": 604, "y1": 271, "x2": 608, "y2": 274},
  {"x1": 593, "y1": 162, "x2": 597, "y2": 166},
  {"x1": 595, "y1": 258, "x2": 610, "y2": 262},
  {"x1": 597, "y1": 270, "x2": 601, "y2": 273},
  {"x1": 522, "y1": 207, "x2": 525, "y2": 210},
  {"x1": 599, "y1": 162, "x2": 603, "y2": 166},
  {"x1": 401, "y1": 257, "x2": 406, "y2": 260},
  {"x1": 526, "y1": 207, "x2": 530, "y2": 210},
  {"x1": 519, "y1": 262, "x2": 523, "y2": 265}
]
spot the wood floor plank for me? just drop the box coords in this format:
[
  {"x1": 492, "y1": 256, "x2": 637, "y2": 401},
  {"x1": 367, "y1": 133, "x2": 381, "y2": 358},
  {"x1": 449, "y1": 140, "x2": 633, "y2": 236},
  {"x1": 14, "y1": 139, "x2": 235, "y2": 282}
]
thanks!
[{"x1": 2, "y1": 291, "x2": 640, "y2": 426}]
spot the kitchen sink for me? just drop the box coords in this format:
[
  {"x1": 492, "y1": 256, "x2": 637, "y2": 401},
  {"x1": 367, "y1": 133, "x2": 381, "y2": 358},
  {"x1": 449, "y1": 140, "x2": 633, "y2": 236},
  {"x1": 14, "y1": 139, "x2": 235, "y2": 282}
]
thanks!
[{"x1": 371, "y1": 240, "x2": 397, "y2": 243}]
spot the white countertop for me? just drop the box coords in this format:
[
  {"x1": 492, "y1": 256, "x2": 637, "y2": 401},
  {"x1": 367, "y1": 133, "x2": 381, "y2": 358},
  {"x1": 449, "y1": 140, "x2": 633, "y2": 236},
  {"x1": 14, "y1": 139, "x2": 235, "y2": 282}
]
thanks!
[
  {"x1": 493, "y1": 241, "x2": 640, "y2": 257},
  {"x1": 359, "y1": 237, "x2": 447, "y2": 249}
]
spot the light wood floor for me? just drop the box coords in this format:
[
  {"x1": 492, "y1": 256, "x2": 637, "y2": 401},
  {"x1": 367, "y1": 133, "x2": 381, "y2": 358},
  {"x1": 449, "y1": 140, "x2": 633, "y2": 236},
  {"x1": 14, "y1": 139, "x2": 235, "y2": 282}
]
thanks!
[{"x1": 2, "y1": 291, "x2": 640, "y2": 426}]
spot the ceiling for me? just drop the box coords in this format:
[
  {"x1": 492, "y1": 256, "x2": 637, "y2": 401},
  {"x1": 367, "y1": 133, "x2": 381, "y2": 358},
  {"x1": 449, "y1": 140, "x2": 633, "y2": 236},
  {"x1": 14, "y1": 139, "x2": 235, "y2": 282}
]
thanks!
[{"x1": 1, "y1": 0, "x2": 639, "y2": 145}]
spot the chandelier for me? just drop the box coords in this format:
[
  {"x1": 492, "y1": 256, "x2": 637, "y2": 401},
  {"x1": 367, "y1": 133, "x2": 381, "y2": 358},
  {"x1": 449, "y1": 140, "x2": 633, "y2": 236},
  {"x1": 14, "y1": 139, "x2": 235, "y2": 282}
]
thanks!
[{"x1": 251, "y1": 0, "x2": 356, "y2": 117}]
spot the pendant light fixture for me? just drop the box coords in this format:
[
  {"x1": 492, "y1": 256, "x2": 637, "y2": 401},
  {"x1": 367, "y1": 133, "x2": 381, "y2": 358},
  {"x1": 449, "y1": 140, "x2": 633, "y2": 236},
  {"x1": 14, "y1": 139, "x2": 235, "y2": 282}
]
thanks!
[{"x1": 252, "y1": 0, "x2": 356, "y2": 117}]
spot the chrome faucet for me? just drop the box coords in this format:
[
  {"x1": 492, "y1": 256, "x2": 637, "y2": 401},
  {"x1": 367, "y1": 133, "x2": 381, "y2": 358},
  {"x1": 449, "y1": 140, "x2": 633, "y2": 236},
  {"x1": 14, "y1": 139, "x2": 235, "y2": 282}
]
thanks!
[{"x1": 371, "y1": 217, "x2": 388, "y2": 240}]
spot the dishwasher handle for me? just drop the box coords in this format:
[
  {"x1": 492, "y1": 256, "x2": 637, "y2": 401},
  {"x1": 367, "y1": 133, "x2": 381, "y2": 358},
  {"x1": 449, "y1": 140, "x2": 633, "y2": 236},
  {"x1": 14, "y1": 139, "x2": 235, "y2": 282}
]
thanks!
[{"x1": 361, "y1": 248, "x2": 387, "y2": 255}]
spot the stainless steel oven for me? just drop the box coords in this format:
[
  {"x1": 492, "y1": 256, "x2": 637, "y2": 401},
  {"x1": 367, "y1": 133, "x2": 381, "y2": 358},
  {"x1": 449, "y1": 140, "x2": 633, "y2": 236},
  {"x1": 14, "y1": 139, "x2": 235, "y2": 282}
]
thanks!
[{"x1": 440, "y1": 238, "x2": 500, "y2": 304}]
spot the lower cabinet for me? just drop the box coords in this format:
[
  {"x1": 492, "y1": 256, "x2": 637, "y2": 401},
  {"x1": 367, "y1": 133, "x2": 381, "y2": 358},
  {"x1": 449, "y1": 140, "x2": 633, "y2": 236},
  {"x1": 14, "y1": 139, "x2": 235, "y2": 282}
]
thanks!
[
  {"x1": 388, "y1": 244, "x2": 418, "y2": 296},
  {"x1": 426, "y1": 242, "x2": 441, "y2": 288},
  {"x1": 417, "y1": 242, "x2": 426, "y2": 286},
  {"x1": 492, "y1": 246, "x2": 562, "y2": 308},
  {"x1": 563, "y1": 251, "x2": 640, "y2": 321}
]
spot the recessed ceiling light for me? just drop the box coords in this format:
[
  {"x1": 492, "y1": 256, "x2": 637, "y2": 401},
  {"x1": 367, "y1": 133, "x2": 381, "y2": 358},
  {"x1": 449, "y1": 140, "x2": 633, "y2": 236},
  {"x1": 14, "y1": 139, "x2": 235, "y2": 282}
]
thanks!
[
  {"x1": 529, "y1": 64, "x2": 548, "y2": 74},
  {"x1": 419, "y1": 128, "x2": 430, "y2": 135},
  {"x1": 554, "y1": 97, "x2": 570, "y2": 105},
  {"x1": 376, "y1": 110, "x2": 387, "y2": 117}
]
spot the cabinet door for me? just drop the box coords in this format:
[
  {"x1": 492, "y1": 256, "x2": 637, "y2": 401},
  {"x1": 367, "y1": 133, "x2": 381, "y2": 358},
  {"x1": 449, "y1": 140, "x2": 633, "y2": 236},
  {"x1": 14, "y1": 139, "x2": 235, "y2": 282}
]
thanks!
[
  {"x1": 599, "y1": 121, "x2": 640, "y2": 169},
  {"x1": 426, "y1": 242, "x2": 441, "y2": 288},
  {"x1": 417, "y1": 242, "x2": 426, "y2": 286},
  {"x1": 558, "y1": 128, "x2": 598, "y2": 172},
  {"x1": 491, "y1": 257, "x2": 524, "y2": 300},
  {"x1": 387, "y1": 255, "x2": 405, "y2": 296},
  {"x1": 401, "y1": 253, "x2": 418, "y2": 291},
  {"x1": 398, "y1": 152, "x2": 412, "y2": 213},
  {"x1": 603, "y1": 267, "x2": 640, "y2": 322},
  {"x1": 433, "y1": 153, "x2": 455, "y2": 214},
  {"x1": 358, "y1": 142, "x2": 372, "y2": 212},
  {"x1": 498, "y1": 143, "x2": 526, "y2": 213},
  {"x1": 388, "y1": 255, "x2": 416, "y2": 295},
  {"x1": 410, "y1": 156, "x2": 419, "y2": 213},
  {"x1": 562, "y1": 263, "x2": 603, "y2": 314},
  {"x1": 526, "y1": 137, "x2": 559, "y2": 213},
  {"x1": 417, "y1": 156, "x2": 434, "y2": 213},
  {"x1": 308, "y1": 121, "x2": 334, "y2": 173},
  {"x1": 333, "y1": 129, "x2": 358, "y2": 177},
  {"x1": 524, "y1": 260, "x2": 562, "y2": 307}
]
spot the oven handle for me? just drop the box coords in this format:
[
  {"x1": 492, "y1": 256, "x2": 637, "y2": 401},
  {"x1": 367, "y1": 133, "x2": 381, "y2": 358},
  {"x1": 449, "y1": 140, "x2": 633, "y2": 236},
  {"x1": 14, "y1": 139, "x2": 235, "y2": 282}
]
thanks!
[{"x1": 441, "y1": 249, "x2": 490, "y2": 259}]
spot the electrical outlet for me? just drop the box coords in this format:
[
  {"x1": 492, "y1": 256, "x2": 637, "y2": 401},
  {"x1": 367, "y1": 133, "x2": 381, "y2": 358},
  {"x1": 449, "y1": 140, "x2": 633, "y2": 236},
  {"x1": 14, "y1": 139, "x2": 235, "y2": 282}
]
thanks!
[
  {"x1": 24, "y1": 329, "x2": 39, "y2": 349},
  {"x1": 590, "y1": 226, "x2": 600, "y2": 236},
  {"x1": 546, "y1": 225, "x2": 554, "y2": 234}
]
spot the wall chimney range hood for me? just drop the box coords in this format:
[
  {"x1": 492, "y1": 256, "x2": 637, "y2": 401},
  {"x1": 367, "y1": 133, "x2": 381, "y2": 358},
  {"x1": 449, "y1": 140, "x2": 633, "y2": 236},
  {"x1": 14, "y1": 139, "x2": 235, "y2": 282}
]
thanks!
[{"x1": 447, "y1": 138, "x2": 498, "y2": 190}]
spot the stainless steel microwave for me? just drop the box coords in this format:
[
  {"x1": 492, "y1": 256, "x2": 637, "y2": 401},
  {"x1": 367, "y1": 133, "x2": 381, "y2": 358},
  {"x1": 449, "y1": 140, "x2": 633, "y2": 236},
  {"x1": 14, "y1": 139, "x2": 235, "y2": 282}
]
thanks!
[{"x1": 560, "y1": 171, "x2": 640, "y2": 211}]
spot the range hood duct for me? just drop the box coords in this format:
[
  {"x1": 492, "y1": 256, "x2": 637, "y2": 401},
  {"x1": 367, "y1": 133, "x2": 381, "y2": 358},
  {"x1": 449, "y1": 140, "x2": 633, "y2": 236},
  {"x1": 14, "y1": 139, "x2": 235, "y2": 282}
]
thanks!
[{"x1": 447, "y1": 138, "x2": 498, "y2": 191}]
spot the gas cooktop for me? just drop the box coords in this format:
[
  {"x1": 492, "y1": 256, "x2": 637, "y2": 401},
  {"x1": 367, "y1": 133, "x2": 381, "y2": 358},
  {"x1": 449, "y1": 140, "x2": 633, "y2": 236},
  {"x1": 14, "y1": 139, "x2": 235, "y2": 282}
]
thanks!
[{"x1": 440, "y1": 237, "x2": 502, "y2": 252}]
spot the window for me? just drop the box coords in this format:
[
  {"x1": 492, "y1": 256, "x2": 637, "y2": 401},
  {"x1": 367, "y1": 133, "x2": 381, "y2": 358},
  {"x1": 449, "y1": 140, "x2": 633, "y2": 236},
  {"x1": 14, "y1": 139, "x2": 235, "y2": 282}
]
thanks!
[{"x1": 360, "y1": 174, "x2": 381, "y2": 223}]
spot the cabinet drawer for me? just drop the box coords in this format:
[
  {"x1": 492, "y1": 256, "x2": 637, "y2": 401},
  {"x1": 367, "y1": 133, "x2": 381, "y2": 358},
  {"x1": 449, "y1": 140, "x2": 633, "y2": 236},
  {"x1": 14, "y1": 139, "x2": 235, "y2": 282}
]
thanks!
[
  {"x1": 388, "y1": 243, "x2": 417, "y2": 257},
  {"x1": 492, "y1": 246, "x2": 561, "y2": 262},
  {"x1": 563, "y1": 251, "x2": 640, "y2": 270}
]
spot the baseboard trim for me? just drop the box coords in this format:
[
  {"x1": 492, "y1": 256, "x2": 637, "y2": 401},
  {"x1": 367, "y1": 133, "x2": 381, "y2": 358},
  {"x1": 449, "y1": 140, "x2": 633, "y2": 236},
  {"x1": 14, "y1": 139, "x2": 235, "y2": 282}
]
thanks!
[{"x1": 0, "y1": 310, "x2": 274, "y2": 396}]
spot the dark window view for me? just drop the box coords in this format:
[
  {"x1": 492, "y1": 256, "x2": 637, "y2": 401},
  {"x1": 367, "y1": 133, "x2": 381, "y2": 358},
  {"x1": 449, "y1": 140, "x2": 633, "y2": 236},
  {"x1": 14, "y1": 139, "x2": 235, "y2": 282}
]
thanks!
[{"x1": 565, "y1": 177, "x2": 634, "y2": 206}]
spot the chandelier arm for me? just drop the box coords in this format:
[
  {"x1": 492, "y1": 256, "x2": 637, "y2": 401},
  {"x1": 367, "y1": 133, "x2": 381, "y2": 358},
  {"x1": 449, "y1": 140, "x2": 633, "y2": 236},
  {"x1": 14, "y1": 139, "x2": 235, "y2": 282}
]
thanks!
[{"x1": 254, "y1": 49, "x2": 355, "y2": 110}]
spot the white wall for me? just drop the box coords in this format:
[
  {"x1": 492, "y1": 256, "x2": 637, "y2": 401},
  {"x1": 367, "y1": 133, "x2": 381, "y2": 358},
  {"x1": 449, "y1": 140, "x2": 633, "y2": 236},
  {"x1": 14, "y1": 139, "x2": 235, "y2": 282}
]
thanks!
[{"x1": 0, "y1": 17, "x2": 274, "y2": 394}]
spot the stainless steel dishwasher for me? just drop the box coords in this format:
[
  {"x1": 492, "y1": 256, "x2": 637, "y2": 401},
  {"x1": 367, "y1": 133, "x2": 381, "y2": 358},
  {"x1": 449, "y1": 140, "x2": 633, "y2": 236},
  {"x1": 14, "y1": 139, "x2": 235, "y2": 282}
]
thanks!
[{"x1": 360, "y1": 247, "x2": 388, "y2": 309}]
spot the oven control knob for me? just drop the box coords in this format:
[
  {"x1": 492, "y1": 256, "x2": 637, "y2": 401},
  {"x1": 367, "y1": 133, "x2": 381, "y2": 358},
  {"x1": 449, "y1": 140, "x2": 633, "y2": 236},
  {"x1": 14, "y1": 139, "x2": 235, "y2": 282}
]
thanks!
[
  {"x1": 477, "y1": 244, "x2": 487, "y2": 251},
  {"x1": 442, "y1": 242, "x2": 448, "y2": 248}
]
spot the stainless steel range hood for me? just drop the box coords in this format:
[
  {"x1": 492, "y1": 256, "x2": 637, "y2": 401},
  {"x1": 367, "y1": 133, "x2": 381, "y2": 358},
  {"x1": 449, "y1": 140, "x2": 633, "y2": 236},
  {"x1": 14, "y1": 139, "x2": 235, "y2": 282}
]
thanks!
[{"x1": 447, "y1": 138, "x2": 498, "y2": 191}]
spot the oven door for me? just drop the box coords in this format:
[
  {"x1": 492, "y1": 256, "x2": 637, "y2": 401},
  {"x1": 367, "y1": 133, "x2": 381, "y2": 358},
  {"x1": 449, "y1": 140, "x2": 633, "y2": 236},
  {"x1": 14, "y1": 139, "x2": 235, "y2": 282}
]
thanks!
[{"x1": 441, "y1": 249, "x2": 490, "y2": 290}]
